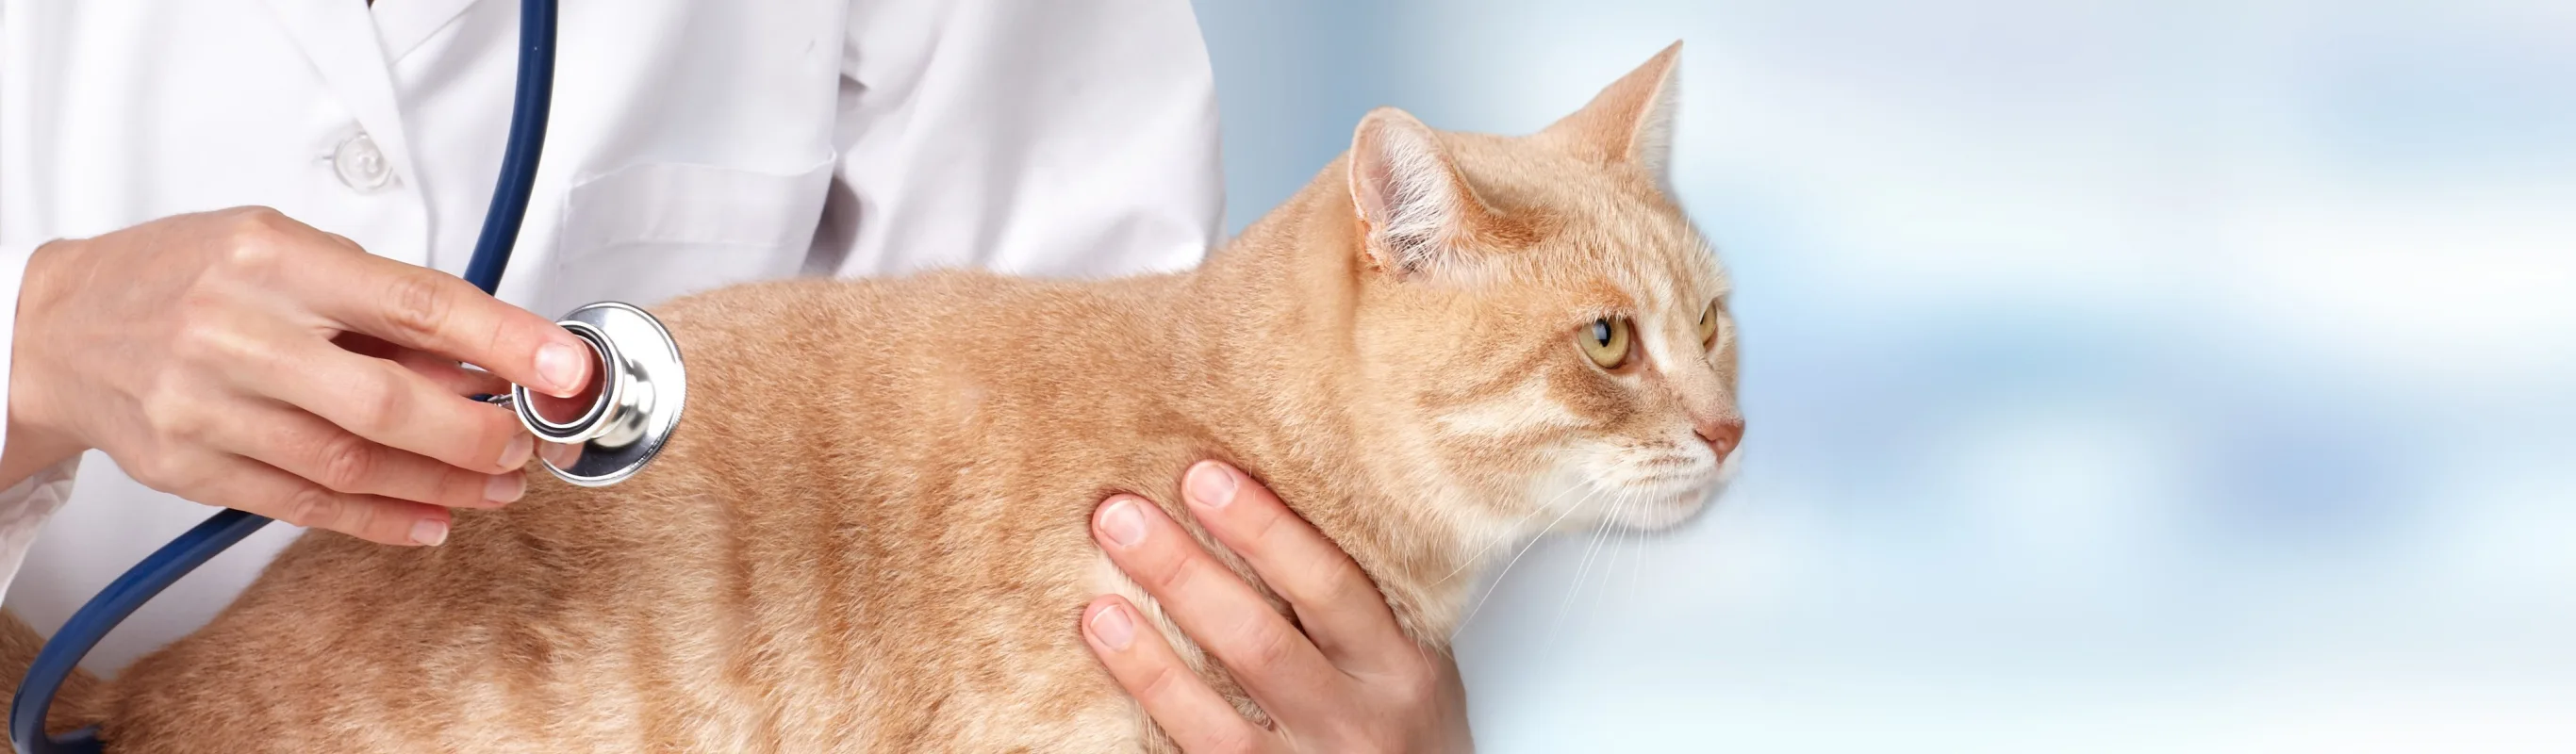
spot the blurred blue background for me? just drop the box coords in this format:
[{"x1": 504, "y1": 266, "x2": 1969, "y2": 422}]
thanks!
[{"x1": 1189, "y1": 1, "x2": 2576, "y2": 751}]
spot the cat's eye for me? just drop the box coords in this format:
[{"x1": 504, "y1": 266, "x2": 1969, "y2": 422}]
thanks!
[
  {"x1": 1696, "y1": 300, "x2": 1723, "y2": 347},
  {"x1": 1579, "y1": 317, "x2": 1632, "y2": 369}
]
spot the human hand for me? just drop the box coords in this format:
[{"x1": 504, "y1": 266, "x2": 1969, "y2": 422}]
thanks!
[
  {"x1": 3, "y1": 207, "x2": 590, "y2": 546},
  {"x1": 1083, "y1": 462, "x2": 1474, "y2": 753}
]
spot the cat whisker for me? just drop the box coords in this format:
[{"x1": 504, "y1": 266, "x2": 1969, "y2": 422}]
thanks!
[
  {"x1": 1432, "y1": 480, "x2": 1589, "y2": 588},
  {"x1": 1453, "y1": 484, "x2": 1608, "y2": 638},
  {"x1": 1579, "y1": 493, "x2": 1628, "y2": 630},
  {"x1": 1548, "y1": 486, "x2": 1632, "y2": 642},
  {"x1": 1607, "y1": 488, "x2": 1627, "y2": 612},
  {"x1": 1598, "y1": 492, "x2": 1635, "y2": 619},
  {"x1": 1627, "y1": 496, "x2": 1645, "y2": 610}
]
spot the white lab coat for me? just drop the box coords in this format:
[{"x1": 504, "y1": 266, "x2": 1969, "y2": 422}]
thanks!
[{"x1": 0, "y1": 0, "x2": 1222, "y2": 672}]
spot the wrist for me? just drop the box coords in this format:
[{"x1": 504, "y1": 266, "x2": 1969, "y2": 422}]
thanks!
[{"x1": 7, "y1": 238, "x2": 88, "y2": 457}]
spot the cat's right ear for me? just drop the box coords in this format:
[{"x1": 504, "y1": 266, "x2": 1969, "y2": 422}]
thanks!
[
  {"x1": 1346, "y1": 107, "x2": 1503, "y2": 279},
  {"x1": 1542, "y1": 41, "x2": 1682, "y2": 190}
]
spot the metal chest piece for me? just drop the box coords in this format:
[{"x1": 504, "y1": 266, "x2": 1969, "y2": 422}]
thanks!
[{"x1": 504, "y1": 302, "x2": 687, "y2": 487}]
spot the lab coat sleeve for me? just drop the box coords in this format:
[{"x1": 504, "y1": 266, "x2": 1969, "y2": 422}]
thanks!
[
  {"x1": 809, "y1": 0, "x2": 1225, "y2": 279},
  {"x1": 0, "y1": 241, "x2": 80, "y2": 602}
]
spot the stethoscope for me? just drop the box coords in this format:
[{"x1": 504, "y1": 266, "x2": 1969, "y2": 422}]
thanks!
[{"x1": 8, "y1": 2, "x2": 687, "y2": 751}]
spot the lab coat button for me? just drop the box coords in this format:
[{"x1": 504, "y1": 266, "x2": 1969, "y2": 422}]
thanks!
[{"x1": 333, "y1": 132, "x2": 395, "y2": 192}]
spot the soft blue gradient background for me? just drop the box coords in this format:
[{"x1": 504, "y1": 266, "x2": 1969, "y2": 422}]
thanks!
[{"x1": 1191, "y1": 1, "x2": 2576, "y2": 751}]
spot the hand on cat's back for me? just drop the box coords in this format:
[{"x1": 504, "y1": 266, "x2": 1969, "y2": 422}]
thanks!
[{"x1": 1083, "y1": 461, "x2": 1474, "y2": 753}]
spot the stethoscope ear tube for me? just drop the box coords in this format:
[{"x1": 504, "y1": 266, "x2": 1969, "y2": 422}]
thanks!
[{"x1": 9, "y1": 1, "x2": 559, "y2": 751}]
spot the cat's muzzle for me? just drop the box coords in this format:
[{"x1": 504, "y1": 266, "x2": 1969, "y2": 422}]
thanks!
[{"x1": 485, "y1": 302, "x2": 688, "y2": 487}]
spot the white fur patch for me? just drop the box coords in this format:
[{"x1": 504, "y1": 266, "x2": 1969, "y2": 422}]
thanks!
[
  {"x1": 1435, "y1": 380, "x2": 1581, "y2": 436},
  {"x1": 1633, "y1": 65, "x2": 1679, "y2": 191}
]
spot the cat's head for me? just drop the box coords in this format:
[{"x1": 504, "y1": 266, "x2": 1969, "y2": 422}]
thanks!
[{"x1": 1341, "y1": 43, "x2": 1738, "y2": 534}]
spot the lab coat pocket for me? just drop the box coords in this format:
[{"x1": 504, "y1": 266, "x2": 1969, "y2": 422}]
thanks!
[{"x1": 544, "y1": 156, "x2": 835, "y2": 317}]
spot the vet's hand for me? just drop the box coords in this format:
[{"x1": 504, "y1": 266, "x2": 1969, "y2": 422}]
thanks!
[
  {"x1": 1084, "y1": 462, "x2": 1473, "y2": 753},
  {"x1": 3, "y1": 207, "x2": 591, "y2": 546}
]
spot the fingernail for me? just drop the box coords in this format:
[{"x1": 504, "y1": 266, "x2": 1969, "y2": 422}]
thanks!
[
  {"x1": 1089, "y1": 604, "x2": 1135, "y2": 650},
  {"x1": 1185, "y1": 463, "x2": 1238, "y2": 509},
  {"x1": 537, "y1": 341, "x2": 587, "y2": 397},
  {"x1": 484, "y1": 472, "x2": 525, "y2": 504},
  {"x1": 1099, "y1": 498, "x2": 1148, "y2": 548},
  {"x1": 540, "y1": 441, "x2": 581, "y2": 468},
  {"x1": 410, "y1": 518, "x2": 449, "y2": 547},
  {"x1": 498, "y1": 433, "x2": 535, "y2": 470}
]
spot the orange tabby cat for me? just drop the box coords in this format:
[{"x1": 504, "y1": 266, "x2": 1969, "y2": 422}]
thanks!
[{"x1": 4, "y1": 43, "x2": 1739, "y2": 752}]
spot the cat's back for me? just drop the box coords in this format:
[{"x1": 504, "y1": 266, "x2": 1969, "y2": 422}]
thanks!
[
  {"x1": 660, "y1": 269, "x2": 1197, "y2": 421},
  {"x1": 646, "y1": 270, "x2": 1205, "y2": 496}
]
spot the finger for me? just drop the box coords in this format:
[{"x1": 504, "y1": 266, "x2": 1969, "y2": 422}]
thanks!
[
  {"x1": 419, "y1": 361, "x2": 514, "y2": 399},
  {"x1": 212, "y1": 402, "x2": 524, "y2": 509},
  {"x1": 1180, "y1": 462, "x2": 1416, "y2": 675},
  {"x1": 241, "y1": 340, "x2": 536, "y2": 475},
  {"x1": 538, "y1": 440, "x2": 583, "y2": 469},
  {"x1": 290, "y1": 251, "x2": 592, "y2": 398},
  {"x1": 335, "y1": 333, "x2": 514, "y2": 396},
  {"x1": 520, "y1": 363, "x2": 603, "y2": 426},
  {"x1": 388, "y1": 351, "x2": 513, "y2": 398},
  {"x1": 190, "y1": 455, "x2": 454, "y2": 547},
  {"x1": 1082, "y1": 596, "x2": 1270, "y2": 754},
  {"x1": 1094, "y1": 495, "x2": 1346, "y2": 719}
]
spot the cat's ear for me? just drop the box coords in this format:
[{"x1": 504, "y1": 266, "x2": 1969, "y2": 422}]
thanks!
[
  {"x1": 1346, "y1": 107, "x2": 1502, "y2": 277},
  {"x1": 1543, "y1": 41, "x2": 1682, "y2": 187}
]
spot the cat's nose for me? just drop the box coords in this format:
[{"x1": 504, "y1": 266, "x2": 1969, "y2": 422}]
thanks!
[{"x1": 1695, "y1": 418, "x2": 1745, "y2": 462}]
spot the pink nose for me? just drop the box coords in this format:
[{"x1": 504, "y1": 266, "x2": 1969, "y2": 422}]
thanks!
[{"x1": 1695, "y1": 418, "x2": 1745, "y2": 463}]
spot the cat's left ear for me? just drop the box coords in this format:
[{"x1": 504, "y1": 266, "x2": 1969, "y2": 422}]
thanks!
[{"x1": 1543, "y1": 41, "x2": 1682, "y2": 188}]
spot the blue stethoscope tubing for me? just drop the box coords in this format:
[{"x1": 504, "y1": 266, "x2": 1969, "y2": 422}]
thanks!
[{"x1": 8, "y1": 0, "x2": 557, "y2": 751}]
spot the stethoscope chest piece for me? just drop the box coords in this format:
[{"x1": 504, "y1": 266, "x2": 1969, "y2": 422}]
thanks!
[{"x1": 504, "y1": 302, "x2": 686, "y2": 487}]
